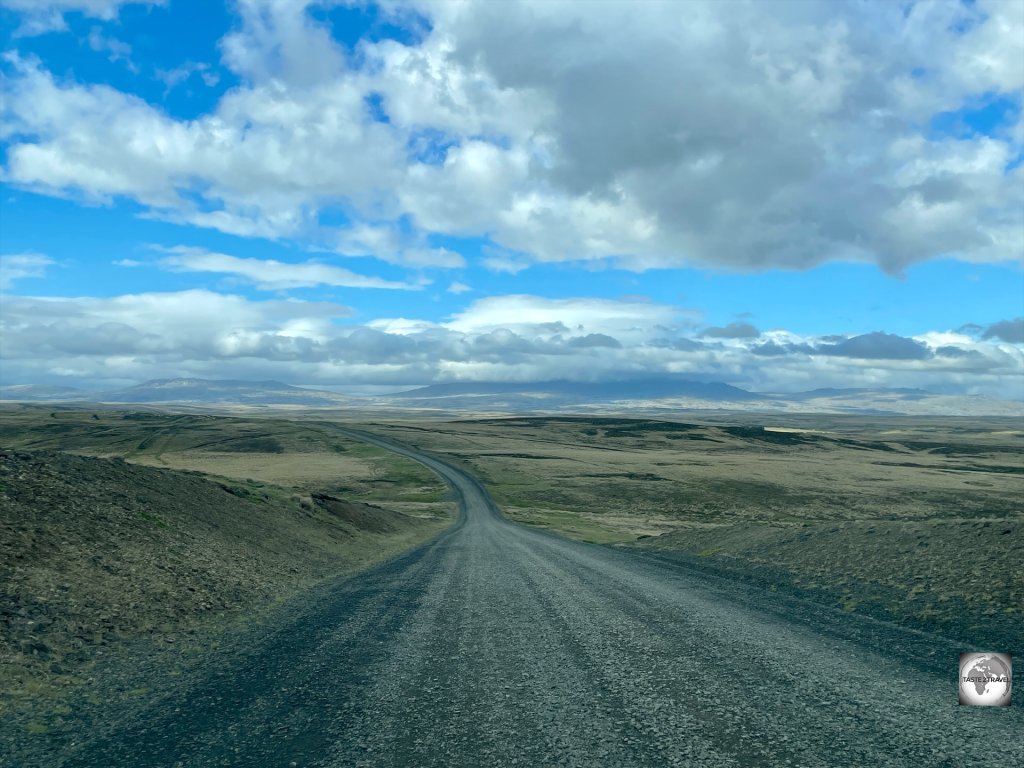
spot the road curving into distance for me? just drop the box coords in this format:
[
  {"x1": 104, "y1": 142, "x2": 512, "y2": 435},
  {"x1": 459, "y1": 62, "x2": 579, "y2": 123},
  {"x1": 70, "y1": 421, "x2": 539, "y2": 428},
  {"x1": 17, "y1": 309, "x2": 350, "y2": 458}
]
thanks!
[{"x1": 54, "y1": 427, "x2": 1022, "y2": 767}]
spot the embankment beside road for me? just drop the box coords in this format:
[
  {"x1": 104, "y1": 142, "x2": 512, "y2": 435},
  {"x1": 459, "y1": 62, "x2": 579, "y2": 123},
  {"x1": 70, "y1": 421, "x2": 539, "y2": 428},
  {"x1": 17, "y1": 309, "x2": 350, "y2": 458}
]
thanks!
[
  {"x1": 0, "y1": 449, "x2": 452, "y2": 716},
  {"x1": 630, "y1": 520, "x2": 1022, "y2": 653}
]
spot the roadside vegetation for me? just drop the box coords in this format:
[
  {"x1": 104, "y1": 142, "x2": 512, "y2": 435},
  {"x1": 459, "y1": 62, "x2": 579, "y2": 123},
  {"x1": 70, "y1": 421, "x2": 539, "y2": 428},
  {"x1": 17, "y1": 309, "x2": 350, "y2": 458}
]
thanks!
[{"x1": 369, "y1": 415, "x2": 1022, "y2": 647}]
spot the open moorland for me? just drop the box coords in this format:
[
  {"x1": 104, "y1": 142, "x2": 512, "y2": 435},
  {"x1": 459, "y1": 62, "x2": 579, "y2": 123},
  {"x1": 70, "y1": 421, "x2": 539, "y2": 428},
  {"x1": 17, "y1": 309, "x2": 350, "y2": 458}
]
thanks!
[
  {"x1": 0, "y1": 406, "x2": 452, "y2": 722},
  {"x1": 366, "y1": 414, "x2": 1023, "y2": 648},
  {"x1": 3, "y1": 404, "x2": 1021, "y2": 747}
]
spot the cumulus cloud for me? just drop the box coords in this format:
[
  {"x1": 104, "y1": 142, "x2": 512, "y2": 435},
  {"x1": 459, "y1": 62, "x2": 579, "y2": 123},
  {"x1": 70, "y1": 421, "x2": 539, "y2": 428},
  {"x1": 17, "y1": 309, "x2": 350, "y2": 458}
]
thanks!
[
  {"x1": 1, "y1": 0, "x2": 1021, "y2": 272},
  {"x1": 567, "y1": 333, "x2": 621, "y2": 349},
  {"x1": 0, "y1": 290, "x2": 356, "y2": 384},
  {"x1": 752, "y1": 331, "x2": 940, "y2": 362},
  {"x1": 750, "y1": 341, "x2": 799, "y2": 357},
  {"x1": 1, "y1": 53, "x2": 404, "y2": 241},
  {"x1": 444, "y1": 295, "x2": 681, "y2": 342},
  {"x1": 0, "y1": 252, "x2": 54, "y2": 289},
  {"x1": 703, "y1": 322, "x2": 760, "y2": 339},
  {"x1": 936, "y1": 345, "x2": 984, "y2": 359},
  {"x1": 982, "y1": 317, "x2": 1024, "y2": 343},
  {"x1": 817, "y1": 332, "x2": 932, "y2": 361},
  {"x1": 154, "y1": 246, "x2": 421, "y2": 290},
  {"x1": 1, "y1": 289, "x2": 1021, "y2": 394}
]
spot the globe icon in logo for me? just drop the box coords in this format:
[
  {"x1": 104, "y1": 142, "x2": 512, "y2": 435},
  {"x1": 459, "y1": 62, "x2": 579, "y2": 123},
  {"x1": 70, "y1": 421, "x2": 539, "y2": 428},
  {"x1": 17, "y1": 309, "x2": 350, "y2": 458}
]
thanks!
[{"x1": 959, "y1": 653, "x2": 1012, "y2": 707}]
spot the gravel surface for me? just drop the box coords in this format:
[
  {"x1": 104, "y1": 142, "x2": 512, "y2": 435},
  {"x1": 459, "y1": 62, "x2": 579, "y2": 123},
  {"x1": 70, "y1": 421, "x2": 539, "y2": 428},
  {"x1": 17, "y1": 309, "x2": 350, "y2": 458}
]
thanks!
[{"x1": 27, "y1": 429, "x2": 1024, "y2": 767}]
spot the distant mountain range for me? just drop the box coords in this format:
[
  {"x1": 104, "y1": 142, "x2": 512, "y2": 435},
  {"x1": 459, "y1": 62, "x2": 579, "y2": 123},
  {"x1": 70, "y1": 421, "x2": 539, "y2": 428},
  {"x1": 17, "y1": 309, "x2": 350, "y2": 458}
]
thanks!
[
  {"x1": 389, "y1": 378, "x2": 757, "y2": 402},
  {"x1": 1, "y1": 378, "x2": 1020, "y2": 416},
  {"x1": 0, "y1": 379, "x2": 351, "y2": 407},
  {"x1": 100, "y1": 378, "x2": 350, "y2": 406},
  {"x1": 791, "y1": 387, "x2": 932, "y2": 401},
  {"x1": 0, "y1": 384, "x2": 87, "y2": 401},
  {"x1": 377, "y1": 380, "x2": 1021, "y2": 416}
]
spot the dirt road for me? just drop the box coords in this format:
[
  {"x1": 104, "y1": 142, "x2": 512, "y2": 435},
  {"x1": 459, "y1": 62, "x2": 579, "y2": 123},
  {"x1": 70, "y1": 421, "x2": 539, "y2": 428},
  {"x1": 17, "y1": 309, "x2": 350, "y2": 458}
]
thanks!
[{"x1": 43, "y1": 429, "x2": 1023, "y2": 766}]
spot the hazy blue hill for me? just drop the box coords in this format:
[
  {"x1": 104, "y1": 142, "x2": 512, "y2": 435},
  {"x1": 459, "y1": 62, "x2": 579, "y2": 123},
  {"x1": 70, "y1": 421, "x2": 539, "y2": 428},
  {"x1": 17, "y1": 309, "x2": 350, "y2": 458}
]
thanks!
[
  {"x1": 793, "y1": 387, "x2": 933, "y2": 400},
  {"x1": 99, "y1": 378, "x2": 349, "y2": 406},
  {"x1": 389, "y1": 379, "x2": 758, "y2": 402},
  {"x1": 3, "y1": 378, "x2": 1017, "y2": 415},
  {"x1": 0, "y1": 385, "x2": 89, "y2": 401}
]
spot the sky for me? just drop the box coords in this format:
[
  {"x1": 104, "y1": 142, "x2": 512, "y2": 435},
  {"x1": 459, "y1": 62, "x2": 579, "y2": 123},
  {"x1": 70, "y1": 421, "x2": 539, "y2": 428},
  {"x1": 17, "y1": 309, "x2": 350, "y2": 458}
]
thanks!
[{"x1": 0, "y1": 0, "x2": 1022, "y2": 397}]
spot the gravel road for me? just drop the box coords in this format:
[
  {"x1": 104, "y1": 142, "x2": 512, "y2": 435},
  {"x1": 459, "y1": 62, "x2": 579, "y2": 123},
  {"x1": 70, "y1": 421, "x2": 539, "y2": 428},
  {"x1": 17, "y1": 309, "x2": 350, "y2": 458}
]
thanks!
[{"x1": 52, "y1": 428, "x2": 1022, "y2": 767}]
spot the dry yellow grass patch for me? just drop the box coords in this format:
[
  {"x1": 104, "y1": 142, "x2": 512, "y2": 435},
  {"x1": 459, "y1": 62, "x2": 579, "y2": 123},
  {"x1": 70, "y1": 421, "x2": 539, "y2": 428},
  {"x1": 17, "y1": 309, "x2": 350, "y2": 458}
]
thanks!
[{"x1": 133, "y1": 450, "x2": 377, "y2": 489}]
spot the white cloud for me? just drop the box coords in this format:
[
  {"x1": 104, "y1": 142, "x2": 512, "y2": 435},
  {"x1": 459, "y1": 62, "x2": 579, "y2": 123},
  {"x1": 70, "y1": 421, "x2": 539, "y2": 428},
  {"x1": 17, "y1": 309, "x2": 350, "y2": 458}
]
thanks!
[
  {"x1": 219, "y1": 0, "x2": 347, "y2": 87},
  {"x1": 444, "y1": 295, "x2": 690, "y2": 348},
  {"x1": 479, "y1": 245, "x2": 535, "y2": 274},
  {"x1": 2, "y1": 54, "x2": 404, "y2": 238},
  {"x1": 0, "y1": 289, "x2": 350, "y2": 366},
  {"x1": 364, "y1": 34, "x2": 551, "y2": 141},
  {"x1": 0, "y1": 252, "x2": 54, "y2": 289},
  {"x1": 1, "y1": 0, "x2": 163, "y2": 35},
  {"x1": 1, "y1": 0, "x2": 1021, "y2": 273},
  {"x1": 154, "y1": 62, "x2": 218, "y2": 92},
  {"x1": 0, "y1": 288, "x2": 1020, "y2": 395},
  {"x1": 447, "y1": 281, "x2": 471, "y2": 294},
  {"x1": 155, "y1": 246, "x2": 422, "y2": 290},
  {"x1": 335, "y1": 223, "x2": 466, "y2": 268},
  {"x1": 87, "y1": 26, "x2": 136, "y2": 72},
  {"x1": 950, "y1": 0, "x2": 1024, "y2": 94}
]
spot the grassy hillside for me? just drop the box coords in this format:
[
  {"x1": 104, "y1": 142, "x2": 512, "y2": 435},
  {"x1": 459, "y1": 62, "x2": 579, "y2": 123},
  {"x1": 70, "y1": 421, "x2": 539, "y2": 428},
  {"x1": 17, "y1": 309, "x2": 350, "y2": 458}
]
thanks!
[{"x1": 0, "y1": 407, "x2": 453, "y2": 718}]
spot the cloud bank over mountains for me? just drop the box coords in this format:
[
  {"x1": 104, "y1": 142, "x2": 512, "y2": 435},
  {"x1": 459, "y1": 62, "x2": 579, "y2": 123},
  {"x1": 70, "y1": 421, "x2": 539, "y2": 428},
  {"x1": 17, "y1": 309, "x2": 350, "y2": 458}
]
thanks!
[
  {"x1": 2, "y1": 279, "x2": 1020, "y2": 397},
  {"x1": 0, "y1": 1, "x2": 1021, "y2": 397}
]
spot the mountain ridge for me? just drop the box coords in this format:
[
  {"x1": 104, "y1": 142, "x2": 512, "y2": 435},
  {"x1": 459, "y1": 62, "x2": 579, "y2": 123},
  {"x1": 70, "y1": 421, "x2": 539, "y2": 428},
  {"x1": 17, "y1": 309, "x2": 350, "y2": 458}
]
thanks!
[
  {"x1": 1, "y1": 377, "x2": 1020, "y2": 416},
  {"x1": 388, "y1": 378, "x2": 758, "y2": 401}
]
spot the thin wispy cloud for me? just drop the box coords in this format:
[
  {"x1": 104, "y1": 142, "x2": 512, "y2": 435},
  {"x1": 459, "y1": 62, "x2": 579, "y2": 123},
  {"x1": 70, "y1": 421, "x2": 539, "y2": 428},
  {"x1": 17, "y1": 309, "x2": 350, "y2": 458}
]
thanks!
[
  {"x1": 154, "y1": 247, "x2": 423, "y2": 291},
  {"x1": 1, "y1": 0, "x2": 164, "y2": 35},
  {"x1": 0, "y1": 252, "x2": 54, "y2": 289}
]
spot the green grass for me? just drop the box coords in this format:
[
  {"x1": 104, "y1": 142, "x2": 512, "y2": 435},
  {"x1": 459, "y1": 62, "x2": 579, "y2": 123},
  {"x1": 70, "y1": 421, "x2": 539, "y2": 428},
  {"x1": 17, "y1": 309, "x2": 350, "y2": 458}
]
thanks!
[
  {"x1": 0, "y1": 410, "x2": 347, "y2": 460},
  {"x1": 0, "y1": 408, "x2": 450, "y2": 542},
  {"x1": 134, "y1": 510, "x2": 168, "y2": 529}
]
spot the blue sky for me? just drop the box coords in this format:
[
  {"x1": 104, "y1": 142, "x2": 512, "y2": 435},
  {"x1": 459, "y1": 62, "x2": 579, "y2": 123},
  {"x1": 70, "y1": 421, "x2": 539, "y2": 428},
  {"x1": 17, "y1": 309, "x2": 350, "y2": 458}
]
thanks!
[{"x1": 1, "y1": 0, "x2": 1022, "y2": 396}]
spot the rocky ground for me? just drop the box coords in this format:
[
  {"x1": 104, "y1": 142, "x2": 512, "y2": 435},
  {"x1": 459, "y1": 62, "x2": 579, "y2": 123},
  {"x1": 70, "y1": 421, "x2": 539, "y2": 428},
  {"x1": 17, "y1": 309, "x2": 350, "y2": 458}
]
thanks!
[
  {"x1": 632, "y1": 518, "x2": 1022, "y2": 652},
  {"x1": 0, "y1": 449, "x2": 452, "y2": 723}
]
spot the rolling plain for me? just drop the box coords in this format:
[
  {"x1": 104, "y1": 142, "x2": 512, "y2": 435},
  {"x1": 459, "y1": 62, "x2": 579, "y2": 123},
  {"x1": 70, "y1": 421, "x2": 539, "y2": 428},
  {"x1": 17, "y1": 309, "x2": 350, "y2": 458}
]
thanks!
[
  {"x1": 0, "y1": 406, "x2": 452, "y2": 737},
  {"x1": 1, "y1": 404, "x2": 1021, "y2": 765},
  {"x1": 369, "y1": 414, "x2": 1022, "y2": 648}
]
